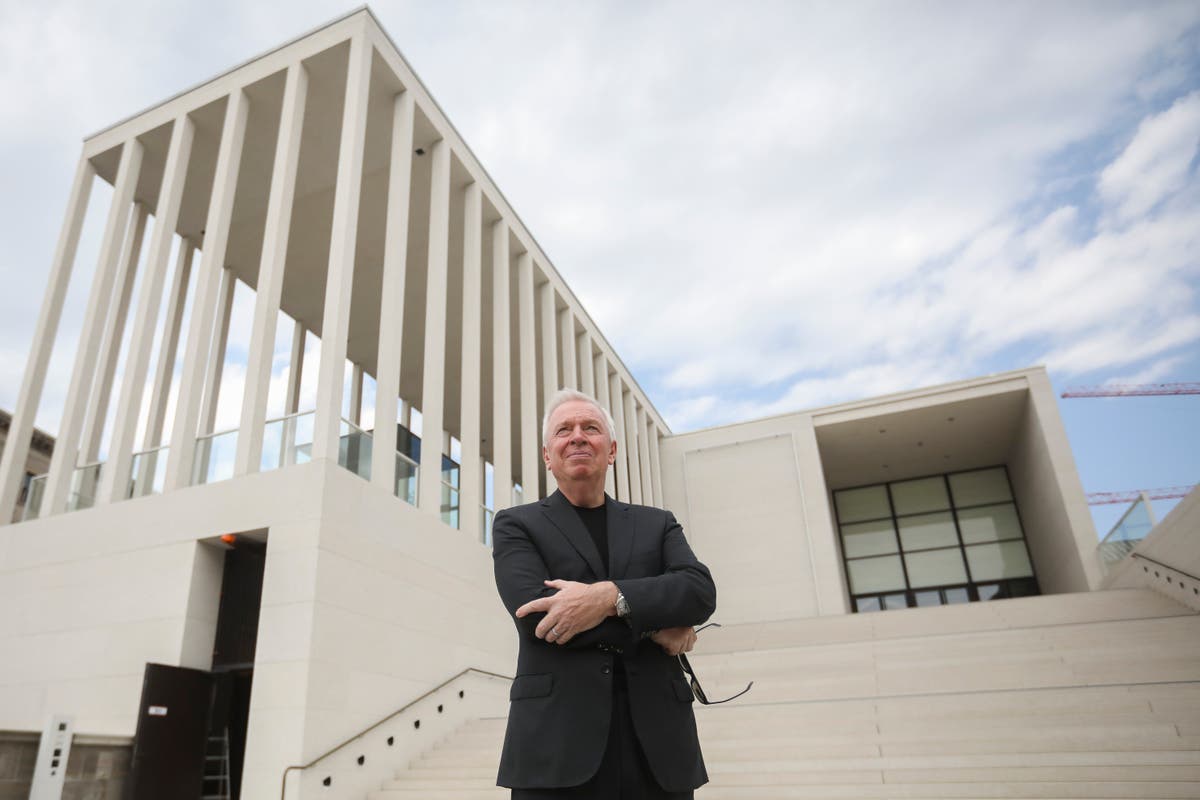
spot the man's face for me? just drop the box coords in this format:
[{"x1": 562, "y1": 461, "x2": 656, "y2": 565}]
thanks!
[{"x1": 543, "y1": 400, "x2": 616, "y2": 486}]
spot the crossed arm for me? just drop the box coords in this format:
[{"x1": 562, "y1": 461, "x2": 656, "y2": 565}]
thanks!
[{"x1": 492, "y1": 509, "x2": 716, "y2": 655}]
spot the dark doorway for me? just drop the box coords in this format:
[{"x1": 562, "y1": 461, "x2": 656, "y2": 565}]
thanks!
[
  {"x1": 125, "y1": 537, "x2": 267, "y2": 800},
  {"x1": 209, "y1": 537, "x2": 267, "y2": 799}
]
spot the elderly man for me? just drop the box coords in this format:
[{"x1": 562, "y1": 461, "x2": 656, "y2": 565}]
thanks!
[{"x1": 492, "y1": 389, "x2": 716, "y2": 799}]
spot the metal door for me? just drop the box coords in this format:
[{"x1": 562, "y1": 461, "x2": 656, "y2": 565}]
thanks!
[{"x1": 126, "y1": 662, "x2": 215, "y2": 800}]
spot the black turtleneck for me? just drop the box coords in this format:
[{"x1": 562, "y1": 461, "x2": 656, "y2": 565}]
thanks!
[{"x1": 571, "y1": 501, "x2": 609, "y2": 576}]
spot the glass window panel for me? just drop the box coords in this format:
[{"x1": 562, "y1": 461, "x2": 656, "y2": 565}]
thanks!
[
  {"x1": 949, "y1": 468, "x2": 1011, "y2": 507},
  {"x1": 958, "y1": 503, "x2": 1023, "y2": 544},
  {"x1": 905, "y1": 548, "x2": 969, "y2": 588},
  {"x1": 891, "y1": 477, "x2": 950, "y2": 515},
  {"x1": 914, "y1": 590, "x2": 941, "y2": 607},
  {"x1": 1008, "y1": 577, "x2": 1039, "y2": 598},
  {"x1": 898, "y1": 512, "x2": 959, "y2": 551},
  {"x1": 943, "y1": 587, "x2": 970, "y2": 604},
  {"x1": 966, "y1": 541, "x2": 1034, "y2": 581},
  {"x1": 841, "y1": 519, "x2": 898, "y2": 557},
  {"x1": 882, "y1": 593, "x2": 909, "y2": 610},
  {"x1": 835, "y1": 485, "x2": 890, "y2": 523},
  {"x1": 977, "y1": 583, "x2": 1002, "y2": 601},
  {"x1": 847, "y1": 555, "x2": 906, "y2": 594},
  {"x1": 855, "y1": 596, "x2": 882, "y2": 613}
]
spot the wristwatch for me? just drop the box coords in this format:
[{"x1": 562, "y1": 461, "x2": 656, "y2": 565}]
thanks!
[{"x1": 615, "y1": 591, "x2": 631, "y2": 619}]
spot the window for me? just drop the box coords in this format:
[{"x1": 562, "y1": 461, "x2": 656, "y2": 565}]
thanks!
[{"x1": 836, "y1": 467, "x2": 1038, "y2": 612}]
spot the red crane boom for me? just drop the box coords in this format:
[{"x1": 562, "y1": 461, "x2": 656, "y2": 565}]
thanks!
[{"x1": 1062, "y1": 382, "x2": 1200, "y2": 398}]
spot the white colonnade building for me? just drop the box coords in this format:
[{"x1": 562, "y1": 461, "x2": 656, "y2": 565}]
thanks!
[
  {"x1": 3, "y1": 8, "x2": 1190, "y2": 800},
  {"x1": 0, "y1": 9, "x2": 666, "y2": 536}
]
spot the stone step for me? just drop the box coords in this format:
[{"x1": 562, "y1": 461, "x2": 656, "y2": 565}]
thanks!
[
  {"x1": 372, "y1": 778, "x2": 1200, "y2": 799},
  {"x1": 374, "y1": 593, "x2": 1200, "y2": 799},
  {"x1": 688, "y1": 784, "x2": 1200, "y2": 799},
  {"x1": 405, "y1": 750, "x2": 1200, "y2": 777}
]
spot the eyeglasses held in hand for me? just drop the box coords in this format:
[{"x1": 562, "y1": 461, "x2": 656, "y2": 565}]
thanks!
[{"x1": 678, "y1": 622, "x2": 753, "y2": 705}]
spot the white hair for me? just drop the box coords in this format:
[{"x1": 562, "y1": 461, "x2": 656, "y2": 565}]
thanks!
[{"x1": 542, "y1": 389, "x2": 617, "y2": 444}]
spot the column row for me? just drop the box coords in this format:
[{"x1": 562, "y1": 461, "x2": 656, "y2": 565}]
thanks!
[{"x1": 0, "y1": 28, "x2": 668, "y2": 529}]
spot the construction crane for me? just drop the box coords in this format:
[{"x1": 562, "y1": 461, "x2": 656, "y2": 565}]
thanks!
[
  {"x1": 1086, "y1": 486, "x2": 1195, "y2": 505},
  {"x1": 1062, "y1": 382, "x2": 1200, "y2": 398}
]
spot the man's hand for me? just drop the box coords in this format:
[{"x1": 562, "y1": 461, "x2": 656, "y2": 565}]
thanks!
[
  {"x1": 650, "y1": 626, "x2": 697, "y2": 656},
  {"x1": 515, "y1": 579, "x2": 619, "y2": 645}
]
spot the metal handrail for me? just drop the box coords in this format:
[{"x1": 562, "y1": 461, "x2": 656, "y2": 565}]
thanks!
[
  {"x1": 1132, "y1": 552, "x2": 1200, "y2": 583},
  {"x1": 278, "y1": 666, "x2": 512, "y2": 800},
  {"x1": 265, "y1": 409, "x2": 316, "y2": 425},
  {"x1": 196, "y1": 425, "x2": 240, "y2": 441},
  {"x1": 395, "y1": 448, "x2": 418, "y2": 469}
]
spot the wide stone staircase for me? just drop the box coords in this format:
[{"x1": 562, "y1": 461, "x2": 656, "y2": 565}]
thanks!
[{"x1": 369, "y1": 589, "x2": 1200, "y2": 798}]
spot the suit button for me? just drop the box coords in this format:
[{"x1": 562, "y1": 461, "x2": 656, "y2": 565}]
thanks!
[{"x1": 601, "y1": 665, "x2": 611, "y2": 675}]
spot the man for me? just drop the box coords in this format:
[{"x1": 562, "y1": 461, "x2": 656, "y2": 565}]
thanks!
[{"x1": 492, "y1": 388, "x2": 716, "y2": 798}]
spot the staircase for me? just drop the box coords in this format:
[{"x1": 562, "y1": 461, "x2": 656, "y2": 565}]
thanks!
[{"x1": 369, "y1": 589, "x2": 1200, "y2": 798}]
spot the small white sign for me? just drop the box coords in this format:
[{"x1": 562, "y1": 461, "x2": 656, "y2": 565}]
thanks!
[
  {"x1": 148, "y1": 706, "x2": 168, "y2": 717},
  {"x1": 30, "y1": 714, "x2": 73, "y2": 800}
]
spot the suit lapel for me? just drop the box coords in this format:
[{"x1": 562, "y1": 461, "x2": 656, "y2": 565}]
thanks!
[
  {"x1": 607, "y1": 495, "x2": 635, "y2": 579},
  {"x1": 540, "y1": 491, "x2": 606, "y2": 579}
]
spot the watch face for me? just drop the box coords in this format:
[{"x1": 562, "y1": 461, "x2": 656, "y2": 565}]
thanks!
[{"x1": 617, "y1": 594, "x2": 630, "y2": 617}]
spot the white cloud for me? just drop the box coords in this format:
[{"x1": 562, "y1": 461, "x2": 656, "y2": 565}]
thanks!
[
  {"x1": 1099, "y1": 91, "x2": 1200, "y2": 224},
  {"x1": 1, "y1": 0, "x2": 1199, "y2": 451}
]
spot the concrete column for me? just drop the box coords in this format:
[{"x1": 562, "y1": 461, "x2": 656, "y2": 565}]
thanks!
[
  {"x1": 593, "y1": 352, "x2": 615, "y2": 497},
  {"x1": 417, "y1": 137, "x2": 451, "y2": 515},
  {"x1": 608, "y1": 371, "x2": 630, "y2": 502},
  {"x1": 311, "y1": 33, "x2": 373, "y2": 463},
  {"x1": 200, "y1": 268, "x2": 237, "y2": 436},
  {"x1": 577, "y1": 330, "x2": 593, "y2": 396},
  {"x1": 559, "y1": 307, "x2": 576, "y2": 390},
  {"x1": 624, "y1": 390, "x2": 643, "y2": 504},
  {"x1": 517, "y1": 253, "x2": 540, "y2": 500},
  {"x1": 459, "y1": 181, "x2": 483, "y2": 537},
  {"x1": 371, "y1": 90, "x2": 414, "y2": 494},
  {"x1": 348, "y1": 364, "x2": 364, "y2": 426},
  {"x1": 165, "y1": 89, "x2": 249, "y2": 491},
  {"x1": 647, "y1": 420, "x2": 663, "y2": 507},
  {"x1": 636, "y1": 404, "x2": 653, "y2": 505},
  {"x1": 80, "y1": 202, "x2": 148, "y2": 463},
  {"x1": 98, "y1": 114, "x2": 196, "y2": 505},
  {"x1": 0, "y1": 154, "x2": 95, "y2": 524},
  {"x1": 538, "y1": 282, "x2": 559, "y2": 403},
  {"x1": 143, "y1": 241, "x2": 195, "y2": 449},
  {"x1": 285, "y1": 321, "x2": 305, "y2": 415},
  {"x1": 234, "y1": 63, "x2": 307, "y2": 477},
  {"x1": 538, "y1": 280, "x2": 558, "y2": 496},
  {"x1": 490, "y1": 222, "x2": 512, "y2": 511},
  {"x1": 43, "y1": 139, "x2": 143, "y2": 515}
]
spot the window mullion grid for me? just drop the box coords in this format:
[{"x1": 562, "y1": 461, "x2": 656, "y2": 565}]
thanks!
[{"x1": 883, "y1": 482, "x2": 913, "y2": 608}]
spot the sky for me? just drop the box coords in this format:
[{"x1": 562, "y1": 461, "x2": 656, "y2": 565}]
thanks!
[{"x1": 1, "y1": 0, "x2": 1197, "y2": 536}]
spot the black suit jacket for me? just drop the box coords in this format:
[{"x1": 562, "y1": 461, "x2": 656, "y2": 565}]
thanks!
[{"x1": 492, "y1": 490, "x2": 716, "y2": 791}]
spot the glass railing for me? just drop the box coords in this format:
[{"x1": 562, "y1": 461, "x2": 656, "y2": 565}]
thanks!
[
  {"x1": 67, "y1": 461, "x2": 103, "y2": 512},
  {"x1": 22, "y1": 474, "x2": 47, "y2": 521},
  {"x1": 261, "y1": 411, "x2": 315, "y2": 472},
  {"x1": 395, "y1": 452, "x2": 418, "y2": 506},
  {"x1": 129, "y1": 445, "x2": 168, "y2": 499},
  {"x1": 337, "y1": 418, "x2": 419, "y2": 506},
  {"x1": 441, "y1": 483, "x2": 460, "y2": 529},
  {"x1": 483, "y1": 506, "x2": 494, "y2": 545},
  {"x1": 1098, "y1": 493, "x2": 1156, "y2": 574},
  {"x1": 192, "y1": 428, "x2": 238, "y2": 486},
  {"x1": 440, "y1": 453, "x2": 460, "y2": 529},
  {"x1": 339, "y1": 418, "x2": 373, "y2": 481}
]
